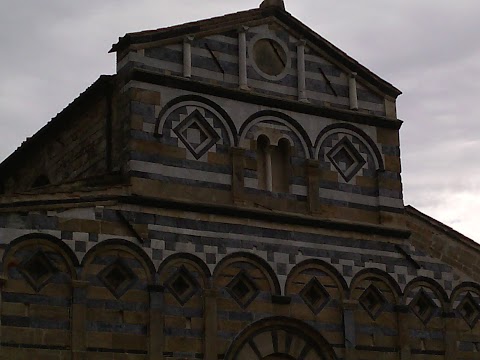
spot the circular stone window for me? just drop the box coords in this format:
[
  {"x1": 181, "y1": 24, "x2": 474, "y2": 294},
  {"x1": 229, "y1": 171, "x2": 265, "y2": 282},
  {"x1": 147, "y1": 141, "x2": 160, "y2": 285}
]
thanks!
[{"x1": 252, "y1": 37, "x2": 289, "y2": 79}]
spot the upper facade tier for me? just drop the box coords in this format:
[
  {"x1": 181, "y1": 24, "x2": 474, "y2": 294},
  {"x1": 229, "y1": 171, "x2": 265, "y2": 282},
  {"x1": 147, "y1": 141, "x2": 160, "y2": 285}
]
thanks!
[{"x1": 111, "y1": 4, "x2": 401, "y2": 118}]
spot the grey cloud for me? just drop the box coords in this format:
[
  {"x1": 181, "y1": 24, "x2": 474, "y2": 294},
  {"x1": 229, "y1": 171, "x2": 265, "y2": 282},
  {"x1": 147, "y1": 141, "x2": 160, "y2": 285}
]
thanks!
[{"x1": 1, "y1": 0, "x2": 479, "y2": 240}]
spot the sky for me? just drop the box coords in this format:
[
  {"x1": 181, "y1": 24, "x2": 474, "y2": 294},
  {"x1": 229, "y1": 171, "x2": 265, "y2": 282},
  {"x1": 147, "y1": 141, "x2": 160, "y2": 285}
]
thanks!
[{"x1": 0, "y1": 0, "x2": 479, "y2": 241}]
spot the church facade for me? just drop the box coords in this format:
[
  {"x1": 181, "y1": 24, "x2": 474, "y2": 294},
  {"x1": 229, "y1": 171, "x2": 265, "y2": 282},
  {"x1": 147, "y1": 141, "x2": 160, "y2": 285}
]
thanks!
[{"x1": 0, "y1": 1, "x2": 479, "y2": 359}]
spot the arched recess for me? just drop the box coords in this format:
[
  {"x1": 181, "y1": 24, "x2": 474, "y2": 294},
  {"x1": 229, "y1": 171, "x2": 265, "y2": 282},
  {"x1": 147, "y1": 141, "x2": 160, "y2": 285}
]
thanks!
[
  {"x1": 450, "y1": 282, "x2": 480, "y2": 330},
  {"x1": 157, "y1": 253, "x2": 210, "y2": 357},
  {"x1": 155, "y1": 95, "x2": 237, "y2": 160},
  {"x1": 314, "y1": 124, "x2": 384, "y2": 184},
  {"x1": 224, "y1": 317, "x2": 338, "y2": 360},
  {"x1": 81, "y1": 239, "x2": 154, "y2": 355},
  {"x1": 158, "y1": 252, "x2": 211, "y2": 300},
  {"x1": 214, "y1": 252, "x2": 281, "y2": 295},
  {"x1": 3, "y1": 233, "x2": 79, "y2": 274},
  {"x1": 285, "y1": 259, "x2": 347, "y2": 318},
  {"x1": 403, "y1": 277, "x2": 448, "y2": 353},
  {"x1": 239, "y1": 110, "x2": 313, "y2": 159},
  {"x1": 349, "y1": 269, "x2": 401, "y2": 352},
  {"x1": 2, "y1": 233, "x2": 77, "y2": 351}
]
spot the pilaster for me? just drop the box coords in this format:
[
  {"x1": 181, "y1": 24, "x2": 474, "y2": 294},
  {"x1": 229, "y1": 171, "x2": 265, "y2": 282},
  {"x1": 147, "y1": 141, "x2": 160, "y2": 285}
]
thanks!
[
  {"x1": 232, "y1": 147, "x2": 246, "y2": 204},
  {"x1": 71, "y1": 280, "x2": 89, "y2": 360},
  {"x1": 397, "y1": 305, "x2": 411, "y2": 360},
  {"x1": 149, "y1": 285, "x2": 165, "y2": 360},
  {"x1": 343, "y1": 300, "x2": 357, "y2": 360},
  {"x1": 204, "y1": 289, "x2": 218, "y2": 360},
  {"x1": 307, "y1": 159, "x2": 320, "y2": 214}
]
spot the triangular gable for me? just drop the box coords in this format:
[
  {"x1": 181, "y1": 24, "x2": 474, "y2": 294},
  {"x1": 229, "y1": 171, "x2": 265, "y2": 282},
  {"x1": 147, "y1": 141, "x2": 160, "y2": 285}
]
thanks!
[{"x1": 111, "y1": 6, "x2": 401, "y2": 101}]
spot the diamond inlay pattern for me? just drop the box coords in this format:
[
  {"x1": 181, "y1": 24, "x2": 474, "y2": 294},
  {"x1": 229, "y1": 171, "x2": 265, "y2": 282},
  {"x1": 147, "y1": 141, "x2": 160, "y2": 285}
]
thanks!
[
  {"x1": 19, "y1": 250, "x2": 57, "y2": 292},
  {"x1": 326, "y1": 136, "x2": 366, "y2": 182},
  {"x1": 300, "y1": 277, "x2": 330, "y2": 314},
  {"x1": 226, "y1": 270, "x2": 259, "y2": 309},
  {"x1": 99, "y1": 259, "x2": 137, "y2": 299},
  {"x1": 165, "y1": 266, "x2": 199, "y2": 306},
  {"x1": 410, "y1": 289, "x2": 437, "y2": 325},
  {"x1": 359, "y1": 285, "x2": 387, "y2": 320},
  {"x1": 173, "y1": 109, "x2": 220, "y2": 159},
  {"x1": 457, "y1": 292, "x2": 480, "y2": 329}
]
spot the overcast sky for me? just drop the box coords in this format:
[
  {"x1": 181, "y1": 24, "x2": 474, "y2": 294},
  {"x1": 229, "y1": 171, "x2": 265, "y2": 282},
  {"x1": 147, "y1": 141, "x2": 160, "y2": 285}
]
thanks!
[{"x1": 1, "y1": 0, "x2": 479, "y2": 241}]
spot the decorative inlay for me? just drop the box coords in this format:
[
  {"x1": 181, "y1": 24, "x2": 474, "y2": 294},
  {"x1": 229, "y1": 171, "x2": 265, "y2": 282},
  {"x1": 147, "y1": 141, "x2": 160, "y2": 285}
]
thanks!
[
  {"x1": 300, "y1": 277, "x2": 330, "y2": 314},
  {"x1": 99, "y1": 259, "x2": 137, "y2": 299},
  {"x1": 410, "y1": 289, "x2": 437, "y2": 325},
  {"x1": 173, "y1": 109, "x2": 220, "y2": 159},
  {"x1": 226, "y1": 270, "x2": 259, "y2": 309},
  {"x1": 327, "y1": 136, "x2": 366, "y2": 182},
  {"x1": 457, "y1": 292, "x2": 480, "y2": 328},
  {"x1": 165, "y1": 266, "x2": 199, "y2": 305},
  {"x1": 359, "y1": 285, "x2": 387, "y2": 320},
  {"x1": 19, "y1": 250, "x2": 56, "y2": 292}
]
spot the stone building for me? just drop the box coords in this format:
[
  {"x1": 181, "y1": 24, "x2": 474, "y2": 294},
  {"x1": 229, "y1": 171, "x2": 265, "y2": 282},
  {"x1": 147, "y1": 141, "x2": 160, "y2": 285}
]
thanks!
[{"x1": 0, "y1": 1, "x2": 479, "y2": 359}]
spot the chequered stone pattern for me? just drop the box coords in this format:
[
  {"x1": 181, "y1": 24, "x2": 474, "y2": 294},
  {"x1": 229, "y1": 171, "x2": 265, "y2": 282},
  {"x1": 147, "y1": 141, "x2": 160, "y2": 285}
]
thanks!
[
  {"x1": 167, "y1": 106, "x2": 226, "y2": 161},
  {"x1": 320, "y1": 133, "x2": 374, "y2": 185},
  {"x1": 0, "y1": 206, "x2": 467, "y2": 294},
  {"x1": 1, "y1": 204, "x2": 479, "y2": 359}
]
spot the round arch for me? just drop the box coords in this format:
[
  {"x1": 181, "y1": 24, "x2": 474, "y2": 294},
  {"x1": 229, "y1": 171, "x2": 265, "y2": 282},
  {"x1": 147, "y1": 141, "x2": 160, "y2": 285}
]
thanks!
[
  {"x1": 239, "y1": 110, "x2": 313, "y2": 159},
  {"x1": 214, "y1": 252, "x2": 281, "y2": 295},
  {"x1": 285, "y1": 259, "x2": 348, "y2": 299},
  {"x1": 155, "y1": 95, "x2": 237, "y2": 146},
  {"x1": 224, "y1": 317, "x2": 338, "y2": 360},
  {"x1": 158, "y1": 252, "x2": 211, "y2": 289},
  {"x1": 3, "y1": 233, "x2": 79, "y2": 278},
  {"x1": 80, "y1": 238, "x2": 155, "y2": 283},
  {"x1": 403, "y1": 277, "x2": 449, "y2": 310},
  {"x1": 314, "y1": 123, "x2": 384, "y2": 171},
  {"x1": 349, "y1": 268, "x2": 402, "y2": 303}
]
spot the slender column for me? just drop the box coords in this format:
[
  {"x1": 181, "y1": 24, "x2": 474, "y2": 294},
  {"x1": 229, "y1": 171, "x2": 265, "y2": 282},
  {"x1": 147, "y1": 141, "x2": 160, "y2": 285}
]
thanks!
[
  {"x1": 444, "y1": 313, "x2": 457, "y2": 359},
  {"x1": 183, "y1": 36, "x2": 194, "y2": 78},
  {"x1": 238, "y1": 26, "x2": 249, "y2": 90},
  {"x1": 149, "y1": 285, "x2": 165, "y2": 360},
  {"x1": 265, "y1": 147, "x2": 273, "y2": 192},
  {"x1": 71, "y1": 280, "x2": 89, "y2": 360},
  {"x1": 231, "y1": 147, "x2": 246, "y2": 204},
  {"x1": 397, "y1": 305, "x2": 412, "y2": 360},
  {"x1": 349, "y1": 72, "x2": 359, "y2": 110},
  {"x1": 204, "y1": 289, "x2": 218, "y2": 360},
  {"x1": 296, "y1": 40, "x2": 308, "y2": 102},
  {"x1": 306, "y1": 159, "x2": 320, "y2": 214},
  {"x1": 343, "y1": 300, "x2": 357, "y2": 360},
  {"x1": 0, "y1": 273, "x2": 7, "y2": 353}
]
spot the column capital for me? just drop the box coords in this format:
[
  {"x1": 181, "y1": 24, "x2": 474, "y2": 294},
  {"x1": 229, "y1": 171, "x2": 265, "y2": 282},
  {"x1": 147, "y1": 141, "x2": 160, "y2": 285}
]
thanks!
[
  {"x1": 306, "y1": 159, "x2": 319, "y2": 168},
  {"x1": 238, "y1": 25, "x2": 249, "y2": 33},
  {"x1": 184, "y1": 35, "x2": 195, "y2": 43},
  {"x1": 0, "y1": 273, "x2": 7, "y2": 287},
  {"x1": 296, "y1": 39, "x2": 307, "y2": 47},
  {"x1": 148, "y1": 284, "x2": 165, "y2": 293},
  {"x1": 72, "y1": 280, "x2": 89, "y2": 289},
  {"x1": 342, "y1": 299, "x2": 358, "y2": 310},
  {"x1": 231, "y1": 147, "x2": 246, "y2": 156},
  {"x1": 204, "y1": 289, "x2": 220, "y2": 298}
]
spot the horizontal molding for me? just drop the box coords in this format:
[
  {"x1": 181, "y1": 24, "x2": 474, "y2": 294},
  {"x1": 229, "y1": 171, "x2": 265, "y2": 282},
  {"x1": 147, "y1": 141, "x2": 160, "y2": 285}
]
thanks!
[
  {"x1": 0, "y1": 194, "x2": 411, "y2": 239},
  {"x1": 126, "y1": 69, "x2": 403, "y2": 130}
]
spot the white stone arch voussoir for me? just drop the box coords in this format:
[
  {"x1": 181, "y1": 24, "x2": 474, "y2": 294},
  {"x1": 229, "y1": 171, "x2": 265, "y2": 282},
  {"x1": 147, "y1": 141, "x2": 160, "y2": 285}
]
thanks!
[
  {"x1": 239, "y1": 115, "x2": 312, "y2": 159},
  {"x1": 314, "y1": 127, "x2": 382, "y2": 171},
  {"x1": 156, "y1": 100, "x2": 236, "y2": 146}
]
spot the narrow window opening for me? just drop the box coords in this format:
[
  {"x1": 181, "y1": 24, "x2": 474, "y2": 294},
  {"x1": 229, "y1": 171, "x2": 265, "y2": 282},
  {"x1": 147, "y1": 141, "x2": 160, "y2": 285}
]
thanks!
[
  {"x1": 257, "y1": 135, "x2": 271, "y2": 191},
  {"x1": 32, "y1": 175, "x2": 50, "y2": 188},
  {"x1": 271, "y1": 138, "x2": 290, "y2": 193}
]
